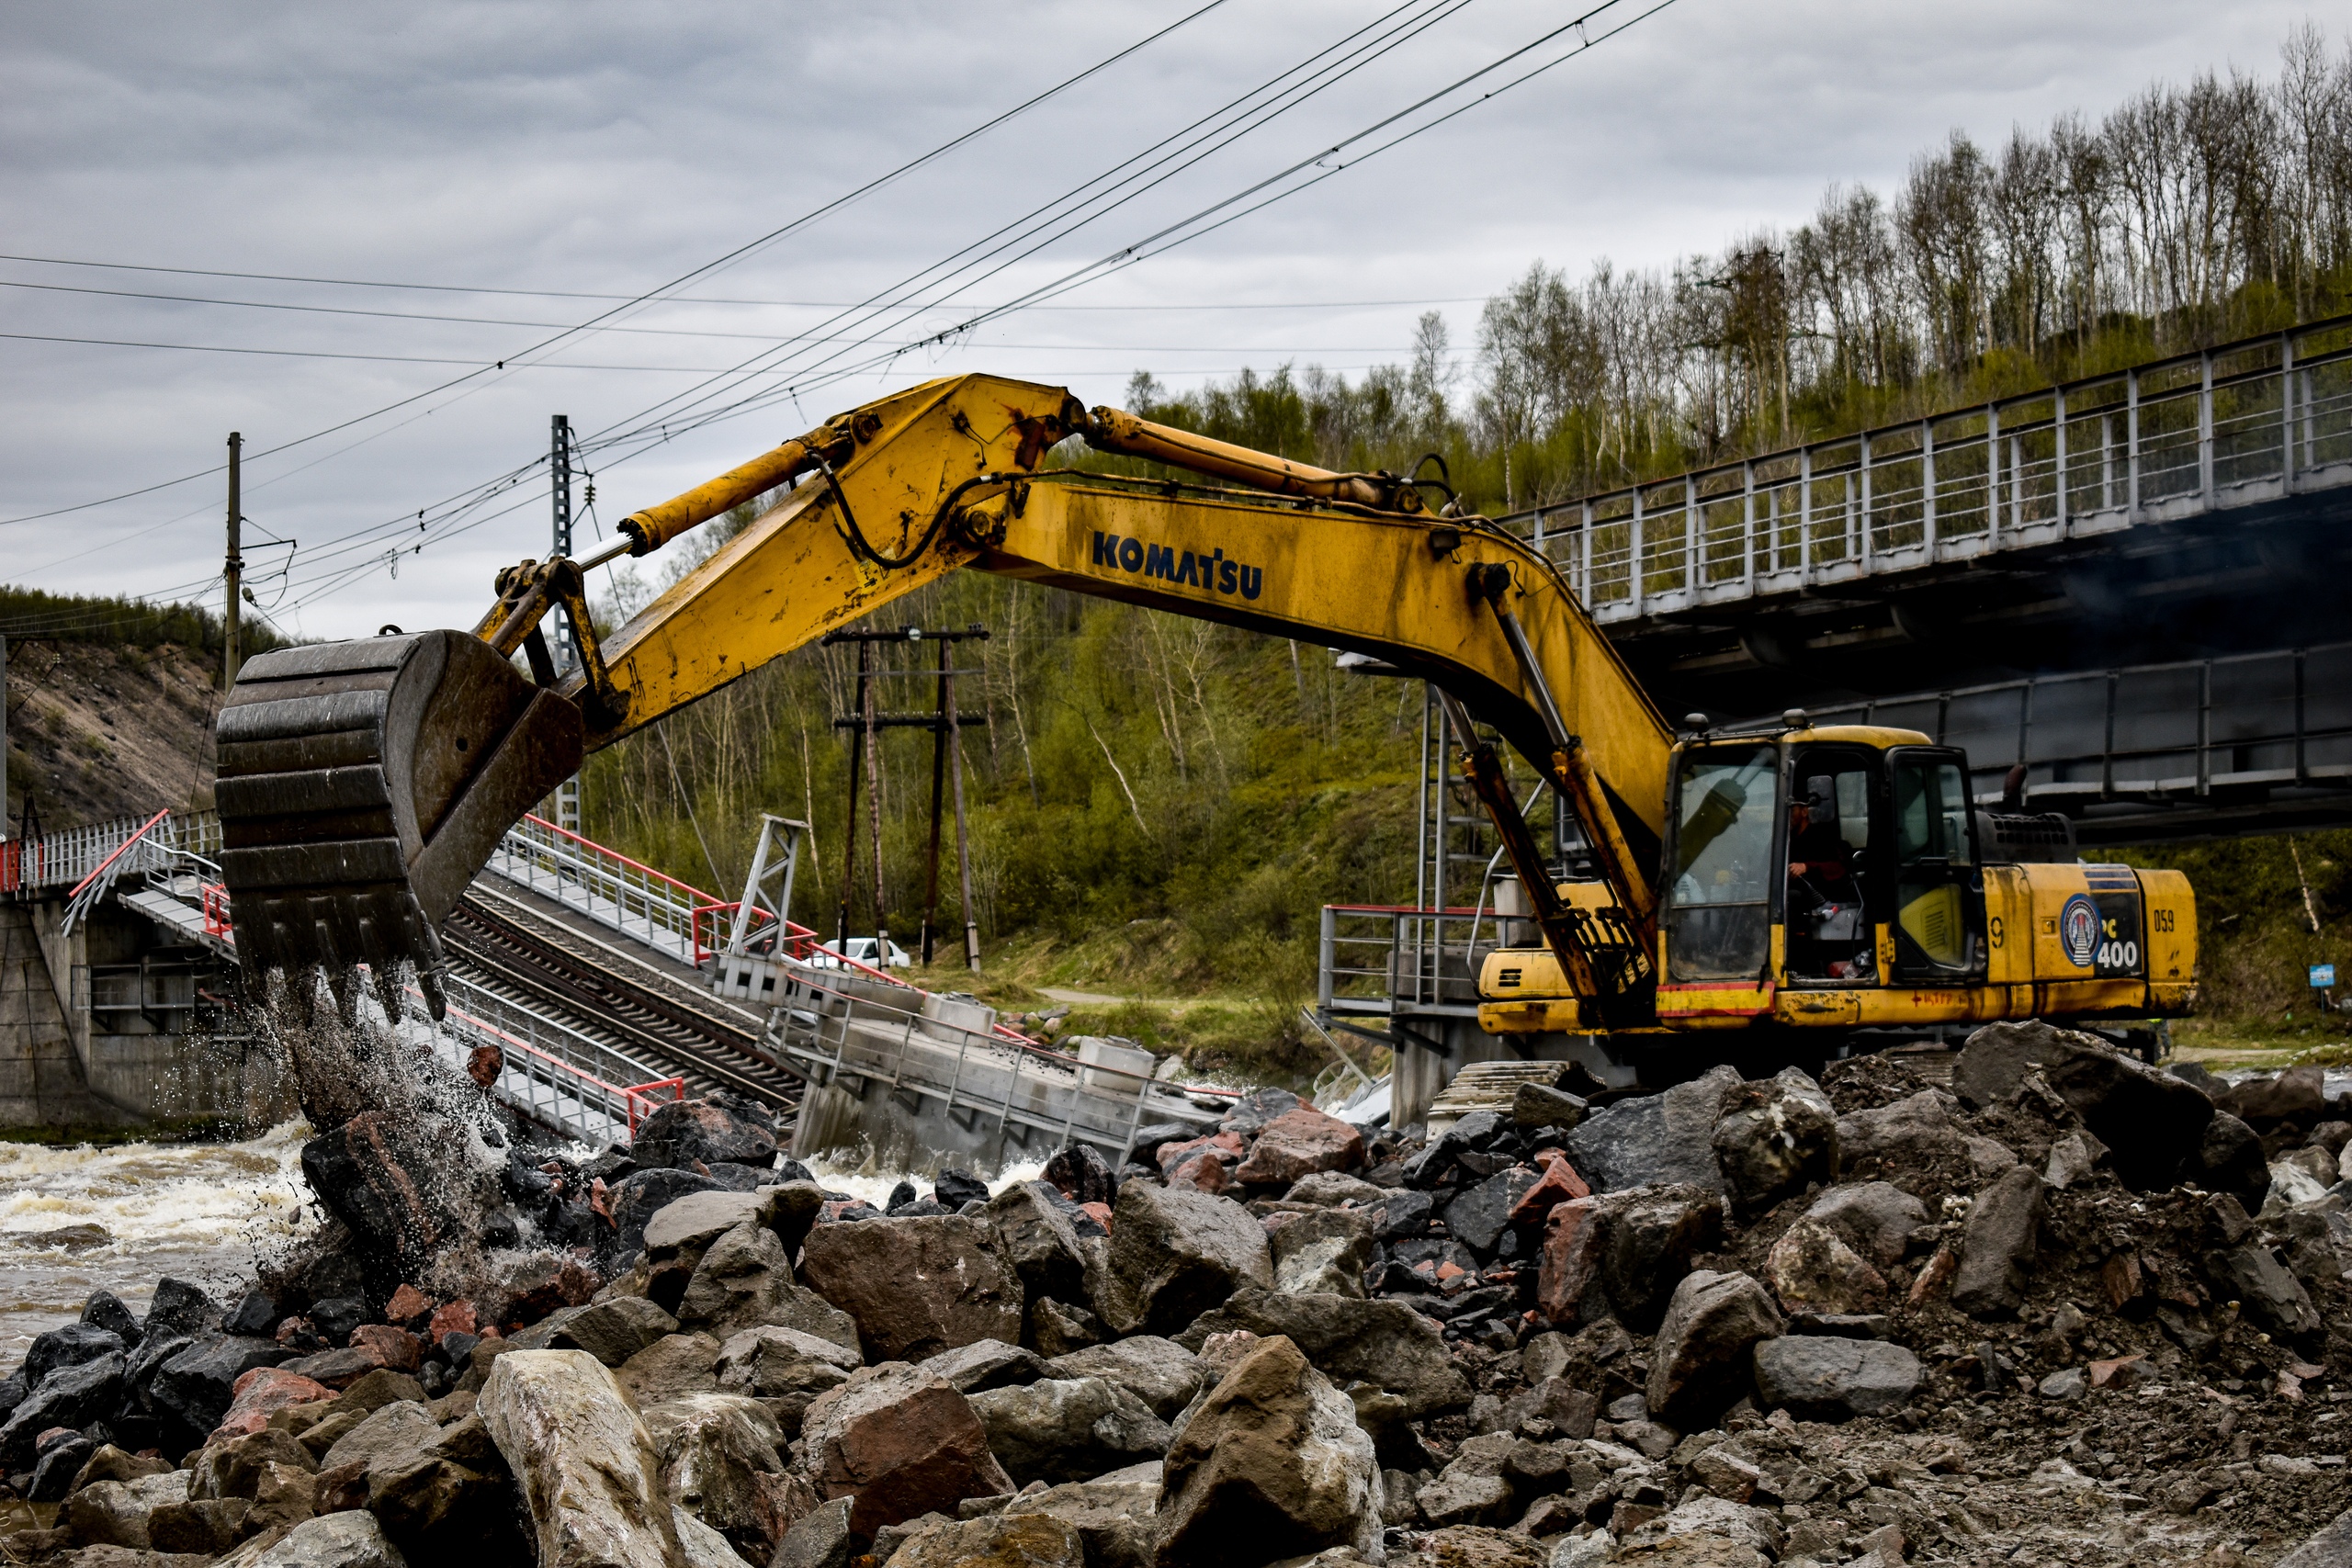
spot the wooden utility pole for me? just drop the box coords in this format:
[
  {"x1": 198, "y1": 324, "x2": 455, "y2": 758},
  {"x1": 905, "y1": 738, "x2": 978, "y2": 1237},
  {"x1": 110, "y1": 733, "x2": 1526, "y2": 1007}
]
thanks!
[
  {"x1": 222, "y1": 433, "x2": 243, "y2": 691},
  {"x1": 837, "y1": 639, "x2": 872, "y2": 949},
  {"x1": 946, "y1": 646, "x2": 981, "y2": 971}
]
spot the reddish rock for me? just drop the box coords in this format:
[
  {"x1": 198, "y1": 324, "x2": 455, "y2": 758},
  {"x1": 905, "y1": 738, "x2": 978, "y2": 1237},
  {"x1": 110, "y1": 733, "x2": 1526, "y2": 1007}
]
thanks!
[
  {"x1": 802, "y1": 1363, "x2": 1013, "y2": 1542},
  {"x1": 1078, "y1": 1202, "x2": 1113, "y2": 1234},
  {"x1": 210, "y1": 1367, "x2": 335, "y2": 1441},
  {"x1": 348, "y1": 1325, "x2": 422, "y2": 1371},
  {"x1": 798, "y1": 1216, "x2": 1023, "y2": 1364},
  {"x1": 386, "y1": 1285, "x2": 431, "y2": 1326},
  {"x1": 1508, "y1": 1156, "x2": 1592, "y2": 1226},
  {"x1": 429, "y1": 1301, "x2": 479, "y2": 1345},
  {"x1": 1157, "y1": 1132, "x2": 1243, "y2": 1176},
  {"x1": 1536, "y1": 1197, "x2": 1608, "y2": 1325},
  {"x1": 1166, "y1": 1153, "x2": 1229, "y2": 1194},
  {"x1": 2088, "y1": 1354, "x2": 2148, "y2": 1390},
  {"x1": 1232, "y1": 1109, "x2": 1366, "y2": 1185},
  {"x1": 273, "y1": 1316, "x2": 315, "y2": 1348}
]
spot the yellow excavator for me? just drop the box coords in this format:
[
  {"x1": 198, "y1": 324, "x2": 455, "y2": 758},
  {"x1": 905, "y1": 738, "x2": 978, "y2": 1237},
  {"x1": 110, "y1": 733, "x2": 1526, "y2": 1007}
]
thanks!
[{"x1": 213, "y1": 373, "x2": 2196, "y2": 1052}]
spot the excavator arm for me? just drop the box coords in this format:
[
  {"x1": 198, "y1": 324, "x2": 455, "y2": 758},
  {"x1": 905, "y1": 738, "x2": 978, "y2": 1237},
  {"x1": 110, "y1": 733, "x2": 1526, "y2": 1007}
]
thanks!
[{"x1": 218, "y1": 373, "x2": 1673, "y2": 1025}]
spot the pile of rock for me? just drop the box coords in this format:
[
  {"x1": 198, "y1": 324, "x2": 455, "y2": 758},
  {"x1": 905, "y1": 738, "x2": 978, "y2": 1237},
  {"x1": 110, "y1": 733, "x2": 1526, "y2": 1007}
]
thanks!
[{"x1": 13, "y1": 1025, "x2": 2352, "y2": 1565}]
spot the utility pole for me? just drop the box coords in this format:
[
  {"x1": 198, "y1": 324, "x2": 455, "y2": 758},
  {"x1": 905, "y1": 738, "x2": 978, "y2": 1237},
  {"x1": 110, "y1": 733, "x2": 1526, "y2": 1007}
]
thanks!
[
  {"x1": 837, "y1": 639, "x2": 872, "y2": 949},
  {"x1": 1, "y1": 633, "x2": 9, "y2": 843},
  {"x1": 549, "y1": 415, "x2": 580, "y2": 833},
  {"x1": 223, "y1": 433, "x2": 243, "y2": 692}
]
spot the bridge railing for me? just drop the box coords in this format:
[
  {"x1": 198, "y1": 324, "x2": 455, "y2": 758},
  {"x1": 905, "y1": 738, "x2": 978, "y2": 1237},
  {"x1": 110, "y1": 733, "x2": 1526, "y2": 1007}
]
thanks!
[
  {"x1": 1318, "y1": 905, "x2": 1494, "y2": 1020},
  {"x1": 1512, "y1": 315, "x2": 2352, "y2": 621}
]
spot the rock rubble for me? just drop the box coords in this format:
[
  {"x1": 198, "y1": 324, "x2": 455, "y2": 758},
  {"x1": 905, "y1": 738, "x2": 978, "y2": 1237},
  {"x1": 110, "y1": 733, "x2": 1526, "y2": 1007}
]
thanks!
[{"x1": 14, "y1": 1018, "x2": 2352, "y2": 1564}]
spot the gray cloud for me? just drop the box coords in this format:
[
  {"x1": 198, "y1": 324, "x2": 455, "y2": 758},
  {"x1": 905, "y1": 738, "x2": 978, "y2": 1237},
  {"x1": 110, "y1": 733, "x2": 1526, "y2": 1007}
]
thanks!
[{"x1": 0, "y1": 0, "x2": 2324, "y2": 636}]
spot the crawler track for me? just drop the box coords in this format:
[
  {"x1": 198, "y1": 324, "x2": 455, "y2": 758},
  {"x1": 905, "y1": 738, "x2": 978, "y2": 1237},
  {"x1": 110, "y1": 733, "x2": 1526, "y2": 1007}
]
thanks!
[{"x1": 444, "y1": 897, "x2": 801, "y2": 1114}]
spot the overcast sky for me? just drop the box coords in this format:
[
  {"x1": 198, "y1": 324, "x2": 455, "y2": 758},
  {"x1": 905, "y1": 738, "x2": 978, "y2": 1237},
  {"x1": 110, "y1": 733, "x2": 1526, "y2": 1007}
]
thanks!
[{"x1": 0, "y1": 0, "x2": 2328, "y2": 639}]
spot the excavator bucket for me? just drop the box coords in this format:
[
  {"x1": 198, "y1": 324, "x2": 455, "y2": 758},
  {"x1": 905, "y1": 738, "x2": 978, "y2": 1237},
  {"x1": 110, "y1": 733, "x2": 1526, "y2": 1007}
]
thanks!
[{"x1": 214, "y1": 630, "x2": 584, "y2": 1017}]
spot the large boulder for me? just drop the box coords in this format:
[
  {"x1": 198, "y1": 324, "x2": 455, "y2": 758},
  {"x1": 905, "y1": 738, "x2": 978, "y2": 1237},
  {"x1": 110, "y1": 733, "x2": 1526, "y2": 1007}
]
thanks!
[
  {"x1": 60, "y1": 1471, "x2": 187, "y2": 1549},
  {"x1": 300, "y1": 1111, "x2": 501, "y2": 1289},
  {"x1": 0, "y1": 1349, "x2": 125, "y2": 1466},
  {"x1": 1270, "y1": 1208, "x2": 1374, "y2": 1298},
  {"x1": 1761, "y1": 1220, "x2": 1887, "y2": 1316},
  {"x1": 1153, "y1": 1335, "x2": 1381, "y2": 1567},
  {"x1": 1563, "y1": 1066, "x2": 1741, "y2": 1193},
  {"x1": 632, "y1": 1093, "x2": 777, "y2": 1172},
  {"x1": 1044, "y1": 1337, "x2": 1204, "y2": 1423},
  {"x1": 1752, "y1": 1336, "x2": 1922, "y2": 1419},
  {"x1": 1443, "y1": 1167, "x2": 1542, "y2": 1258},
  {"x1": 915, "y1": 1339, "x2": 1046, "y2": 1396},
  {"x1": 1834, "y1": 1090, "x2": 1967, "y2": 1183},
  {"x1": 223, "y1": 1510, "x2": 412, "y2": 1567},
  {"x1": 2224, "y1": 1065, "x2": 2328, "y2": 1129},
  {"x1": 617, "y1": 1334, "x2": 725, "y2": 1408},
  {"x1": 1956, "y1": 1021, "x2": 2213, "y2": 1189},
  {"x1": 1710, "y1": 1068, "x2": 1839, "y2": 1214},
  {"x1": 26, "y1": 1322, "x2": 127, "y2": 1389},
  {"x1": 640, "y1": 1393, "x2": 786, "y2": 1560},
  {"x1": 1001, "y1": 1463, "x2": 1161, "y2": 1568},
  {"x1": 1599, "y1": 1185, "x2": 1725, "y2": 1332},
  {"x1": 1232, "y1": 1106, "x2": 1366, "y2": 1185},
  {"x1": 1094, "y1": 1182, "x2": 1272, "y2": 1337},
  {"x1": 611, "y1": 1169, "x2": 727, "y2": 1266},
  {"x1": 797, "y1": 1214, "x2": 1023, "y2": 1363},
  {"x1": 480, "y1": 1349, "x2": 680, "y2": 1568},
  {"x1": 547, "y1": 1297, "x2": 681, "y2": 1369},
  {"x1": 985, "y1": 1181, "x2": 1091, "y2": 1314},
  {"x1": 2194, "y1": 1111, "x2": 2274, "y2": 1213},
  {"x1": 1170, "y1": 1287, "x2": 1471, "y2": 1418},
  {"x1": 1801, "y1": 1181, "x2": 1928, "y2": 1269},
  {"x1": 1951, "y1": 1165, "x2": 2046, "y2": 1317},
  {"x1": 968, "y1": 1377, "x2": 1170, "y2": 1486},
  {"x1": 885, "y1": 1513, "x2": 1086, "y2": 1568},
  {"x1": 715, "y1": 1327, "x2": 861, "y2": 1436},
  {"x1": 1646, "y1": 1270, "x2": 1785, "y2": 1428},
  {"x1": 800, "y1": 1362, "x2": 1013, "y2": 1544},
  {"x1": 2211, "y1": 1241, "x2": 2324, "y2": 1341}
]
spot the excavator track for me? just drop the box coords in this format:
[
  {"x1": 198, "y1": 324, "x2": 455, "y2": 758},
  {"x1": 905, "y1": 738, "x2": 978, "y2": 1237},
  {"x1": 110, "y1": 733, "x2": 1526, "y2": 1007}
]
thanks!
[{"x1": 443, "y1": 896, "x2": 801, "y2": 1114}]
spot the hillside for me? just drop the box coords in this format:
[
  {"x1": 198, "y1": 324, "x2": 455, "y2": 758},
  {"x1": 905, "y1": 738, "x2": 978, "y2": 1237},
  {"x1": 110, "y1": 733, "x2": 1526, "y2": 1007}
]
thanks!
[{"x1": 6, "y1": 638, "x2": 220, "y2": 830}]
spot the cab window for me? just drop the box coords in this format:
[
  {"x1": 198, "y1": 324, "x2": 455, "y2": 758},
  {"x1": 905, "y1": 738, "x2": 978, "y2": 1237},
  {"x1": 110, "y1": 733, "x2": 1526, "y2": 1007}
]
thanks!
[
  {"x1": 1891, "y1": 752, "x2": 1979, "y2": 971},
  {"x1": 1664, "y1": 745, "x2": 1776, "y2": 979}
]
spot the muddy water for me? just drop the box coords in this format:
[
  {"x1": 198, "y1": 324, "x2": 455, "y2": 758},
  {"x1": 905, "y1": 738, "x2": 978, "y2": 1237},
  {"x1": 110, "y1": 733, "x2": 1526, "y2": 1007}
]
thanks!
[{"x1": 0, "y1": 1122, "x2": 315, "y2": 1358}]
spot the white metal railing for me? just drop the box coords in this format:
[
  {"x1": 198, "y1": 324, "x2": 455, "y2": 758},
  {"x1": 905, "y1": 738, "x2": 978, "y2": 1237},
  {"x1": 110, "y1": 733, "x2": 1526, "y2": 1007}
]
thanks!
[
  {"x1": 1317, "y1": 904, "x2": 1496, "y2": 1020},
  {"x1": 765, "y1": 964, "x2": 1236, "y2": 1161},
  {"x1": 396, "y1": 976, "x2": 681, "y2": 1146},
  {"x1": 7, "y1": 807, "x2": 224, "y2": 897},
  {"x1": 1510, "y1": 317, "x2": 2352, "y2": 623},
  {"x1": 481, "y1": 813, "x2": 707, "y2": 966}
]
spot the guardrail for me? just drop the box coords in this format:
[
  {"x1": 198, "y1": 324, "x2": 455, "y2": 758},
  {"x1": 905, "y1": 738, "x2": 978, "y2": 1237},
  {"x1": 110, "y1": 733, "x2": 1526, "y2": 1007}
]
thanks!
[
  {"x1": 405, "y1": 976, "x2": 683, "y2": 1145},
  {"x1": 766, "y1": 964, "x2": 1237, "y2": 1162},
  {"x1": 1509, "y1": 315, "x2": 2352, "y2": 622},
  {"x1": 5, "y1": 808, "x2": 224, "y2": 897},
  {"x1": 1318, "y1": 904, "x2": 1493, "y2": 1020}
]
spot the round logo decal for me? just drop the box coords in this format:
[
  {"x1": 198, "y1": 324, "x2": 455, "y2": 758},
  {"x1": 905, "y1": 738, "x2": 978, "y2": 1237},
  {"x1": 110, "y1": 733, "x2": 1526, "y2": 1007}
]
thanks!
[{"x1": 2060, "y1": 894, "x2": 2100, "y2": 968}]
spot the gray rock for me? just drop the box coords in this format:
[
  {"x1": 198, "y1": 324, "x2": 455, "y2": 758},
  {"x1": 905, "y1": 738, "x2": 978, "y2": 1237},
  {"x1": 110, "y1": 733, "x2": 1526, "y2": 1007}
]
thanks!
[
  {"x1": 227, "y1": 1507, "x2": 414, "y2": 1567},
  {"x1": 1646, "y1": 1270, "x2": 1785, "y2": 1427},
  {"x1": 1710, "y1": 1068, "x2": 1838, "y2": 1214},
  {"x1": 1951, "y1": 1165, "x2": 2046, "y2": 1317},
  {"x1": 916, "y1": 1338, "x2": 1046, "y2": 1395},
  {"x1": 677, "y1": 1223, "x2": 860, "y2": 1351},
  {"x1": 1092, "y1": 1181, "x2": 1272, "y2": 1337},
  {"x1": 1761, "y1": 1218, "x2": 1887, "y2": 1317},
  {"x1": 2196, "y1": 1111, "x2": 2273, "y2": 1212},
  {"x1": 985, "y1": 1180, "x2": 1090, "y2": 1307},
  {"x1": 1564, "y1": 1065, "x2": 1741, "y2": 1193},
  {"x1": 798, "y1": 1214, "x2": 1023, "y2": 1363},
  {"x1": 149, "y1": 1334, "x2": 289, "y2": 1441},
  {"x1": 771, "y1": 1497, "x2": 854, "y2": 1568},
  {"x1": 1835, "y1": 1089, "x2": 1966, "y2": 1175},
  {"x1": 2037, "y1": 1366, "x2": 2087, "y2": 1402},
  {"x1": 1444, "y1": 1166, "x2": 1541, "y2": 1257},
  {"x1": 2211, "y1": 1240, "x2": 2324, "y2": 1340},
  {"x1": 886, "y1": 1512, "x2": 1085, "y2": 1568},
  {"x1": 0, "y1": 1349, "x2": 124, "y2": 1466},
  {"x1": 967, "y1": 1376, "x2": 1170, "y2": 1486},
  {"x1": 617, "y1": 1333, "x2": 724, "y2": 1407},
  {"x1": 1000, "y1": 1463, "x2": 1159, "y2": 1568},
  {"x1": 1154, "y1": 1334, "x2": 1381, "y2": 1566},
  {"x1": 1958, "y1": 1020, "x2": 2214, "y2": 1189},
  {"x1": 1598, "y1": 1184, "x2": 1725, "y2": 1332},
  {"x1": 1803, "y1": 1181, "x2": 1928, "y2": 1269},
  {"x1": 79, "y1": 1289, "x2": 142, "y2": 1348},
  {"x1": 60, "y1": 1471, "x2": 187, "y2": 1549},
  {"x1": 1027, "y1": 1297, "x2": 1106, "y2": 1359},
  {"x1": 1751, "y1": 1336, "x2": 1921, "y2": 1418},
  {"x1": 714, "y1": 1325, "x2": 858, "y2": 1436},
  {"x1": 321, "y1": 1399, "x2": 438, "y2": 1473},
  {"x1": 1271, "y1": 1207, "x2": 1375, "y2": 1297},
  {"x1": 1514, "y1": 1082, "x2": 1589, "y2": 1132},
  {"x1": 612, "y1": 1168, "x2": 726, "y2": 1265},
  {"x1": 673, "y1": 1503, "x2": 759, "y2": 1568},
  {"x1": 481, "y1": 1349, "x2": 679, "y2": 1568},
  {"x1": 548, "y1": 1296, "x2": 680, "y2": 1368},
  {"x1": 25, "y1": 1321, "x2": 125, "y2": 1389},
  {"x1": 2278, "y1": 1507, "x2": 2352, "y2": 1568},
  {"x1": 1172, "y1": 1286, "x2": 1471, "y2": 1418},
  {"x1": 1043, "y1": 1336, "x2": 1204, "y2": 1421},
  {"x1": 639, "y1": 1392, "x2": 784, "y2": 1557},
  {"x1": 1284, "y1": 1171, "x2": 1389, "y2": 1207}
]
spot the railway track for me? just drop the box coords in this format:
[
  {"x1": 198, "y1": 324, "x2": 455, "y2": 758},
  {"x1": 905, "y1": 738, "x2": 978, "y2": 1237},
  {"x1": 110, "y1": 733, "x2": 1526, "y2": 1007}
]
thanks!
[{"x1": 444, "y1": 896, "x2": 802, "y2": 1115}]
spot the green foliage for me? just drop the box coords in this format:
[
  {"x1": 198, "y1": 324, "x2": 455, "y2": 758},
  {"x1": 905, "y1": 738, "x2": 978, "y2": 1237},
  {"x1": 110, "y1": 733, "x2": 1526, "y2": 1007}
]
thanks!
[{"x1": 0, "y1": 585, "x2": 280, "y2": 664}]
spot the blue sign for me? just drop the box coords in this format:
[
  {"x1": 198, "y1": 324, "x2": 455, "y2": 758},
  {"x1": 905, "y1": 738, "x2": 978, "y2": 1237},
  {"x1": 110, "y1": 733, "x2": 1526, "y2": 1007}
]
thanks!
[{"x1": 2313, "y1": 964, "x2": 2337, "y2": 989}]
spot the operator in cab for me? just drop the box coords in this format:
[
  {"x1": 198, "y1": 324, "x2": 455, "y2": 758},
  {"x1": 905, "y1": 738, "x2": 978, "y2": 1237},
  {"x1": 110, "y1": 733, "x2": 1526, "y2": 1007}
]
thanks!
[{"x1": 1786, "y1": 770, "x2": 1872, "y2": 981}]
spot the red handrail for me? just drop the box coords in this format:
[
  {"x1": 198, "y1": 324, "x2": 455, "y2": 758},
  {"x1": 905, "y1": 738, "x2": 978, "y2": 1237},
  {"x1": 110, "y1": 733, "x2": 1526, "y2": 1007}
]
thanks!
[
  {"x1": 200, "y1": 884, "x2": 234, "y2": 940},
  {"x1": 519, "y1": 813, "x2": 715, "y2": 906},
  {"x1": 65, "y1": 808, "x2": 174, "y2": 899}
]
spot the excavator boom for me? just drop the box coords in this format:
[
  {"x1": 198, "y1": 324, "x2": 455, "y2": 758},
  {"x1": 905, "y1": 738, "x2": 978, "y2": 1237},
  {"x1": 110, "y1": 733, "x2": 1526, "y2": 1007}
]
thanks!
[{"x1": 217, "y1": 373, "x2": 1672, "y2": 1018}]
